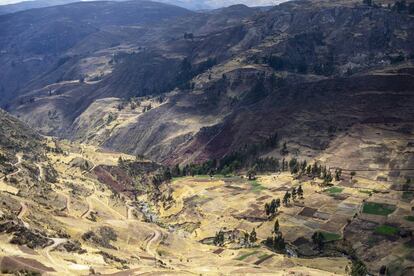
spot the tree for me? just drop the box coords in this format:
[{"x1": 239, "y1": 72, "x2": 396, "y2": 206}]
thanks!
[
  {"x1": 265, "y1": 203, "x2": 270, "y2": 216},
  {"x1": 273, "y1": 219, "x2": 280, "y2": 234},
  {"x1": 214, "y1": 230, "x2": 225, "y2": 246},
  {"x1": 250, "y1": 228, "x2": 257, "y2": 243},
  {"x1": 335, "y1": 169, "x2": 342, "y2": 181},
  {"x1": 306, "y1": 165, "x2": 311, "y2": 175},
  {"x1": 247, "y1": 166, "x2": 257, "y2": 180},
  {"x1": 118, "y1": 157, "x2": 124, "y2": 167},
  {"x1": 171, "y1": 164, "x2": 181, "y2": 177},
  {"x1": 283, "y1": 191, "x2": 291, "y2": 206},
  {"x1": 312, "y1": 231, "x2": 324, "y2": 250},
  {"x1": 163, "y1": 168, "x2": 172, "y2": 182},
  {"x1": 350, "y1": 171, "x2": 356, "y2": 179},
  {"x1": 297, "y1": 185, "x2": 304, "y2": 199},
  {"x1": 244, "y1": 232, "x2": 250, "y2": 245},
  {"x1": 291, "y1": 188, "x2": 297, "y2": 201},
  {"x1": 273, "y1": 233, "x2": 286, "y2": 252},
  {"x1": 280, "y1": 142, "x2": 288, "y2": 156}
]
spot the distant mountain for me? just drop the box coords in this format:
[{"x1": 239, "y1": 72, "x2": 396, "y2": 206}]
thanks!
[
  {"x1": 0, "y1": 0, "x2": 282, "y2": 15},
  {"x1": 0, "y1": 0, "x2": 76, "y2": 15}
]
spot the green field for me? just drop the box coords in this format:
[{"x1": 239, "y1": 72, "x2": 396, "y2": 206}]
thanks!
[
  {"x1": 326, "y1": 187, "x2": 344, "y2": 194},
  {"x1": 404, "y1": 216, "x2": 414, "y2": 222},
  {"x1": 375, "y1": 225, "x2": 399, "y2": 236},
  {"x1": 321, "y1": 232, "x2": 342, "y2": 242},
  {"x1": 235, "y1": 250, "x2": 259, "y2": 261},
  {"x1": 362, "y1": 202, "x2": 396, "y2": 216},
  {"x1": 249, "y1": 180, "x2": 265, "y2": 192}
]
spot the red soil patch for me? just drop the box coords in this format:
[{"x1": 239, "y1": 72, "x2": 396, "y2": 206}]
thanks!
[
  {"x1": 18, "y1": 246, "x2": 38, "y2": 255},
  {"x1": 0, "y1": 256, "x2": 54, "y2": 273},
  {"x1": 94, "y1": 165, "x2": 135, "y2": 196},
  {"x1": 298, "y1": 207, "x2": 317, "y2": 218},
  {"x1": 213, "y1": 248, "x2": 225, "y2": 254}
]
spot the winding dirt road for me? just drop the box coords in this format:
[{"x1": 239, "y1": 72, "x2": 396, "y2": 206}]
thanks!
[
  {"x1": 146, "y1": 228, "x2": 161, "y2": 259},
  {"x1": 1, "y1": 153, "x2": 23, "y2": 180},
  {"x1": 18, "y1": 202, "x2": 30, "y2": 228}
]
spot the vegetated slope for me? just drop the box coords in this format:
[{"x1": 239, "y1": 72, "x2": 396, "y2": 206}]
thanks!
[
  {"x1": 0, "y1": 0, "x2": 195, "y2": 104},
  {"x1": 1, "y1": 1, "x2": 260, "y2": 133},
  {"x1": 25, "y1": 1, "x2": 414, "y2": 169},
  {"x1": 4, "y1": 0, "x2": 414, "y2": 174}
]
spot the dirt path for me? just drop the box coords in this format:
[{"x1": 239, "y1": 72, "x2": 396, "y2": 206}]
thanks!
[
  {"x1": 36, "y1": 163, "x2": 44, "y2": 182},
  {"x1": 81, "y1": 197, "x2": 92, "y2": 219},
  {"x1": 18, "y1": 202, "x2": 30, "y2": 228},
  {"x1": 146, "y1": 228, "x2": 161, "y2": 258},
  {"x1": 1, "y1": 153, "x2": 23, "y2": 180},
  {"x1": 126, "y1": 200, "x2": 136, "y2": 220},
  {"x1": 44, "y1": 238, "x2": 70, "y2": 274}
]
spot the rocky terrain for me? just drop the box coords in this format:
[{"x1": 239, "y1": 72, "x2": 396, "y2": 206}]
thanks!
[{"x1": 0, "y1": 0, "x2": 413, "y2": 275}]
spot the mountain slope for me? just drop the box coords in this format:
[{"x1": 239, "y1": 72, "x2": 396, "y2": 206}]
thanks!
[{"x1": 9, "y1": 0, "x2": 412, "y2": 167}]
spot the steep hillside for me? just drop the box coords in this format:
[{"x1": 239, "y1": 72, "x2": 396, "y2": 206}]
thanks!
[
  {"x1": 0, "y1": 1, "x2": 413, "y2": 274},
  {"x1": 0, "y1": 0, "x2": 196, "y2": 104},
  {"x1": 0, "y1": 111, "x2": 360, "y2": 275},
  {"x1": 8, "y1": 0, "x2": 412, "y2": 172}
]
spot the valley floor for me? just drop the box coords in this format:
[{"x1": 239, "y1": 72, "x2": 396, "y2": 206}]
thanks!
[{"x1": 0, "y1": 138, "x2": 413, "y2": 275}]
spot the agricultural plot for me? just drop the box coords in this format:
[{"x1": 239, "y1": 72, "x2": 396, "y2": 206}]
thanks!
[
  {"x1": 362, "y1": 202, "x2": 396, "y2": 216},
  {"x1": 164, "y1": 170, "x2": 414, "y2": 275}
]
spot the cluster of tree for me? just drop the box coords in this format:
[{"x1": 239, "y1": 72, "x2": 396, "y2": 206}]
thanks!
[
  {"x1": 284, "y1": 160, "x2": 343, "y2": 185},
  {"x1": 242, "y1": 228, "x2": 258, "y2": 246},
  {"x1": 151, "y1": 168, "x2": 173, "y2": 187},
  {"x1": 254, "y1": 157, "x2": 280, "y2": 173},
  {"x1": 213, "y1": 230, "x2": 225, "y2": 246},
  {"x1": 170, "y1": 133, "x2": 280, "y2": 177},
  {"x1": 311, "y1": 231, "x2": 325, "y2": 250},
  {"x1": 265, "y1": 198, "x2": 280, "y2": 217},
  {"x1": 282, "y1": 185, "x2": 304, "y2": 206},
  {"x1": 344, "y1": 253, "x2": 368, "y2": 276},
  {"x1": 264, "y1": 220, "x2": 286, "y2": 252}
]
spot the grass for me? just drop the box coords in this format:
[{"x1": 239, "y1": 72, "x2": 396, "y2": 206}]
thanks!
[
  {"x1": 404, "y1": 216, "x2": 414, "y2": 222},
  {"x1": 362, "y1": 202, "x2": 396, "y2": 216},
  {"x1": 321, "y1": 232, "x2": 342, "y2": 242},
  {"x1": 326, "y1": 187, "x2": 344, "y2": 194},
  {"x1": 249, "y1": 180, "x2": 265, "y2": 192},
  {"x1": 235, "y1": 250, "x2": 259, "y2": 261},
  {"x1": 374, "y1": 225, "x2": 399, "y2": 236}
]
